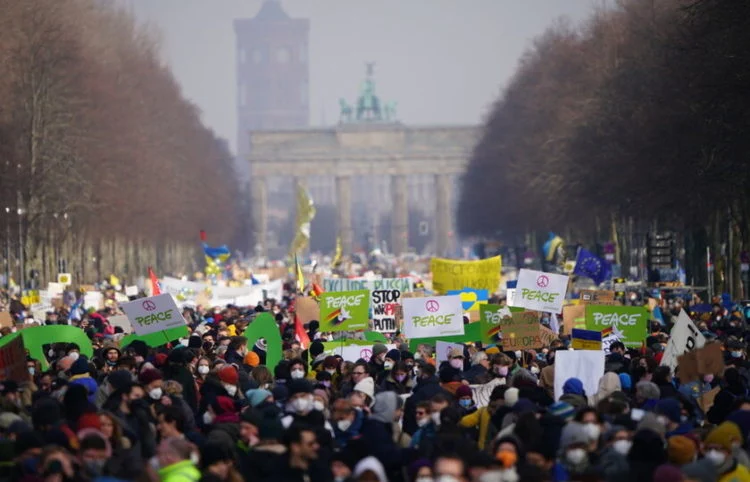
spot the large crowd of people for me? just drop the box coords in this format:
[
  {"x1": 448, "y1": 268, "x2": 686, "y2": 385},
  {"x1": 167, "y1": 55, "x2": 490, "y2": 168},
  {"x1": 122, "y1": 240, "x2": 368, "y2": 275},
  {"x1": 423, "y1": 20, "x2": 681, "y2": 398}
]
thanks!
[{"x1": 0, "y1": 286, "x2": 749, "y2": 482}]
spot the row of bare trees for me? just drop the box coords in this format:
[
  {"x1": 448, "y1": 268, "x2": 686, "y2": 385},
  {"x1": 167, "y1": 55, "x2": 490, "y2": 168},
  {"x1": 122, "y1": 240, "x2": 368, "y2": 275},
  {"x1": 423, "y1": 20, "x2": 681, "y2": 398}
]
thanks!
[
  {"x1": 0, "y1": 0, "x2": 243, "y2": 287},
  {"x1": 458, "y1": 0, "x2": 750, "y2": 294}
]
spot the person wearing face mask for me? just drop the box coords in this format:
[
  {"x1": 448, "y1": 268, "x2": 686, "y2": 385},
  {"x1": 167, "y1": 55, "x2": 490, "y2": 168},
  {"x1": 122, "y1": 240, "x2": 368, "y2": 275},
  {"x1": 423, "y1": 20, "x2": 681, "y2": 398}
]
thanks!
[
  {"x1": 368, "y1": 344, "x2": 389, "y2": 384},
  {"x1": 289, "y1": 358, "x2": 308, "y2": 381},
  {"x1": 447, "y1": 348, "x2": 466, "y2": 372},
  {"x1": 403, "y1": 363, "x2": 451, "y2": 436},
  {"x1": 551, "y1": 422, "x2": 597, "y2": 481},
  {"x1": 138, "y1": 368, "x2": 165, "y2": 403},
  {"x1": 195, "y1": 357, "x2": 211, "y2": 386},
  {"x1": 702, "y1": 421, "x2": 750, "y2": 481},
  {"x1": 410, "y1": 401, "x2": 438, "y2": 452},
  {"x1": 596, "y1": 426, "x2": 633, "y2": 481},
  {"x1": 78, "y1": 432, "x2": 113, "y2": 480},
  {"x1": 204, "y1": 395, "x2": 240, "y2": 442},
  {"x1": 217, "y1": 365, "x2": 240, "y2": 399},
  {"x1": 455, "y1": 385, "x2": 476, "y2": 416},
  {"x1": 356, "y1": 392, "x2": 414, "y2": 481},
  {"x1": 655, "y1": 398, "x2": 693, "y2": 438},
  {"x1": 381, "y1": 361, "x2": 415, "y2": 395},
  {"x1": 332, "y1": 398, "x2": 365, "y2": 449}
]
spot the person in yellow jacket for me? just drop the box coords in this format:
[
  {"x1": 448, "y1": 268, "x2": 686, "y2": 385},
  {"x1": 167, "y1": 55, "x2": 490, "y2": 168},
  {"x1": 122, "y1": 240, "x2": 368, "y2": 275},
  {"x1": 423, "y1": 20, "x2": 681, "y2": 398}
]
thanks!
[
  {"x1": 155, "y1": 438, "x2": 201, "y2": 482},
  {"x1": 703, "y1": 422, "x2": 750, "y2": 482},
  {"x1": 459, "y1": 385, "x2": 505, "y2": 451}
]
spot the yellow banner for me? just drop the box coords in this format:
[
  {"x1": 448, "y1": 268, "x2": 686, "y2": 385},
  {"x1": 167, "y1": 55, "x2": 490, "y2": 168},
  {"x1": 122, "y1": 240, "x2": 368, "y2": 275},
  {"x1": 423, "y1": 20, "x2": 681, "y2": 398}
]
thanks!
[{"x1": 430, "y1": 256, "x2": 501, "y2": 294}]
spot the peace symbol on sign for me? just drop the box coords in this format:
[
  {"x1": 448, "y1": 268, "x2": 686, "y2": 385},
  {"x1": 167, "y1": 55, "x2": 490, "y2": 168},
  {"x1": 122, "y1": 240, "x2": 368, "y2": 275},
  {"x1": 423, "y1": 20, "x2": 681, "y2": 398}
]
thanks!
[
  {"x1": 536, "y1": 275, "x2": 550, "y2": 288},
  {"x1": 142, "y1": 300, "x2": 157, "y2": 311},
  {"x1": 425, "y1": 299, "x2": 440, "y2": 312}
]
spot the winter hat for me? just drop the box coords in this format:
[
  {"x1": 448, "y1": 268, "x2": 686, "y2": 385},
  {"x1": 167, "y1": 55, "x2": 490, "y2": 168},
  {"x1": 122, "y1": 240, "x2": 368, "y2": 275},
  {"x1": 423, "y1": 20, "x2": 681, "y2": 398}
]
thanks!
[
  {"x1": 188, "y1": 336, "x2": 202, "y2": 349},
  {"x1": 354, "y1": 376, "x2": 375, "y2": 399},
  {"x1": 154, "y1": 353, "x2": 168, "y2": 367},
  {"x1": 456, "y1": 385, "x2": 472, "y2": 399},
  {"x1": 372, "y1": 344, "x2": 388, "y2": 358},
  {"x1": 705, "y1": 421, "x2": 743, "y2": 452},
  {"x1": 313, "y1": 388, "x2": 329, "y2": 405},
  {"x1": 653, "y1": 464, "x2": 684, "y2": 482},
  {"x1": 559, "y1": 422, "x2": 589, "y2": 450},
  {"x1": 401, "y1": 351, "x2": 415, "y2": 362},
  {"x1": 656, "y1": 398, "x2": 681, "y2": 424},
  {"x1": 138, "y1": 369, "x2": 163, "y2": 386},
  {"x1": 107, "y1": 370, "x2": 133, "y2": 392},
  {"x1": 322, "y1": 356, "x2": 339, "y2": 369},
  {"x1": 76, "y1": 412, "x2": 102, "y2": 432},
  {"x1": 257, "y1": 408, "x2": 283, "y2": 441},
  {"x1": 287, "y1": 379, "x2": 313, "y2": 398},
  {"x1": 562, "y1": 378, "x2": 584, "y2": 396},
  {"x1": 310, "y1": 340, "x2": 325, "y2": 357},
  {"x1": 201, "y1": 441, "x2": 235, "y2": 468},
  {"x1": 668, "y1": 435, "x2": 697, "y2": 466},
  {"x1": 31, "y1": 399, "x2": 62, "y2": 430},
  {"x1": 245, "y1": 389, "x2": 272, "y2": 408},
  {"x1": 486, "y1": 346, "x2": 501, "y2": 355},
  {"x1": 211, "y1": 396, "x2": 236, "y2": 415},
  {"x1": 513, "y1": 398, "x2": 537, "y2": 414},
  {"x1": 726, "y1": 410, "x2": 750, "y2": 442},
  {"x1": 548, "y1": 401, "x2": 575, "y2": 422},
  {"x1": 14, "y1": 431, "x2": 45, "y2": 456},
  {"x1": 637, "y1": 413, "x2": 667, "y2": 439},
  {"x1": 69, "y1": 356, "x2": 90, "y2": 376},
  {"x1": 354, "y1": 456, "x2": 388, "y2": 482},
  {"x1": 385, "y1": 349, "x2": 401, "y2": 362},
  {"x1": 218, "y1": 365, "x2": 239, "y2": 385},
  {"x1": 619, "y1": 373, "x2": 632, "y2": 391},
  {"x1": 504, "y1": 387, "x2": 519, "y2": 407},
  {"x1": 271, "y1": 384, "x2": 289, "y2": 403},
  {"x1": 244, "y1": 351, "x2": 260, "y2": 367}
]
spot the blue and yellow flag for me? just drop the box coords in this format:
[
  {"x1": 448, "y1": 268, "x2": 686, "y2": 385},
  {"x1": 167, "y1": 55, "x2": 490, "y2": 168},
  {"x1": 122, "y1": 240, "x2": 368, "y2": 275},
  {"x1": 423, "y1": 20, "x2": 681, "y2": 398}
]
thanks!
[{"x1": 295, "y1": 254, "x2": 305, "y2": 294}]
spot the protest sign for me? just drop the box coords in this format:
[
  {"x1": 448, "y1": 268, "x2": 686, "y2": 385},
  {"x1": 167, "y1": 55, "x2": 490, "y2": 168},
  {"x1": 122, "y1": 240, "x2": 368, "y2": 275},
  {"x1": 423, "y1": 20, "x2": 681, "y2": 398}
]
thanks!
[
  {"x1": 540, "y1": 325, "x2": 559, "y2": 346},
  {"x1": 446, "y1": 288, "x2": 489, "y2": 312},
  {"x1": 584, "y1": 305, "x2": 649, "y2": 348},
  {"x1": 371, "y1": 289, "x2": 401, "y2": 333},
  {"x1": 120, "y1": 293, "x2": 186, "y2": 336},
  {"x1": 661, "y1": 309, "x2": 706, "y2": 371},
  {"x1": 506, "y1": 289, "x2": 517, "y2": 306},
  {"x1": 563, "y1": 304, "x2": 586, "y2": 334},
  {"x1": 322, "y1": 277, "x2": 412, "y2": 293},
  {"x1": 436, "y1": 341, "x2": 464, "y2": 363},
  {"x1": 698, "y1": 387, "x2": 720, "y2": 413},
  {"x1": 107, "y1": 315, "x2": 131, "y2": 331},
  {"x1": 502, "y1": 311, "x2": 542, "y2": 351},
  {"x1": 0, "y1": 335, "x2": 27, "y2": 382},
  {"x1": 430, "y1": 256, "x2": 501, "y2": 294},
  {"x1": 554, "y1": 350, "x2": 606, "y2": 401},
  {"x1": 512, "y1": 269, "x2": 568, "y2": 313},
  {"x1": 402, "y1": 295, "x2": 465, "y2": 339},
  {"x1": 571, "y1": 329, "x2": 603, "y2": 350},
  {"x1": 579, "y1": 290, "x2": 615, "y2": 303},
  {"x1": 318, "y1": 290, "x2": 369, "y2": 332},
  {"x1": 0, "y1": 312, "x2": 12, "y2": 328},
  {"x1": 295, "y1": 297, "x2": 320, "y2": 324},
  {"x1": 602, "y1": 332, "x2": 621, "y2": 355},
  {"x1": 125, "y1": 285, "x2": 139, "y2": 297},
  {"x1": 479, "y1": 304, "x2": 513, "y2": 344},
  {"x1": 696, "y1": 342, "x2": 724, "y2": 376},
  {"x1": 321, "y1": 341, "x2": 398, "y2": 362}
]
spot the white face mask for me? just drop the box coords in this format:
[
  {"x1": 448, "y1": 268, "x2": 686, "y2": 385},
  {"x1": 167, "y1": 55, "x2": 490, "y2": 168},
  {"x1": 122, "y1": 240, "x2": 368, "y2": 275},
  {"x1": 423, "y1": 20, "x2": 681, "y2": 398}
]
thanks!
[
  {"x1": 566, "y1": 448, "x2": 587, "y2": 465},
  {"x1": 431, "y1": 412, "x2": 441, "y2": 426},
  {"x1": 706, "y1": 449, "x2": 727, "y2": 466},
  {"x1": 197, "y1": 365, "x2": 210, "y2": 375},
  {"x1": 612, "y1": 440, "x2": 632, "y2": 455},
  {"x1": 337, "y1": 419, "x2": 352, "y2": 432},
  {"x1": 290, "y1": 369, "x2": 305, "y2": 380},
  {"x1": 384, "y1": 361, "x2": 394, "y2": 370},
  {"x1": 68, "y1": 352, "x2": 80, "y2": 361},
  {"x1": 530, "y1": 366, "x2": 540, "y2": 375},
  {"x1": 312, "y1": 400, "x2": 325, "y2": 412},
  {"x1": 584, "y1": 423, "x2": 601, "y2": 441},
  {"x1": 223, "y1": 383, "x2": 237, "y2": 397},
  {"x1": 417, "y1": 417, "x2": 430, "y2": 428},
  {"x1": 291, "y1": 396, "x2": 312, "y2": 414},
  {"x1": 657, "y1": 415, "x2": 669, "y2": 427},
  {"x1": 326, "y1": 369, "x2": 336, "y2": 375},
  {"x1": 202, "y1": 411, "x2": 214, "y2": 425},
  {"x1": 149, "y1": 388, "x2": 163, "y2": 400}
]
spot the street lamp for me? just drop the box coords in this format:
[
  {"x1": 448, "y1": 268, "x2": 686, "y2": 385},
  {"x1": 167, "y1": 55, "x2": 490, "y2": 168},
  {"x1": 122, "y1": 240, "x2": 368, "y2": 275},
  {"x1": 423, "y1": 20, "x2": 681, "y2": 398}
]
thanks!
[
  {"x1": 4, "y1": 207, "x2": 9, "y2": 292},
  {"x1": 17, "y1": 207, "x2": 24, "y2": 291}
]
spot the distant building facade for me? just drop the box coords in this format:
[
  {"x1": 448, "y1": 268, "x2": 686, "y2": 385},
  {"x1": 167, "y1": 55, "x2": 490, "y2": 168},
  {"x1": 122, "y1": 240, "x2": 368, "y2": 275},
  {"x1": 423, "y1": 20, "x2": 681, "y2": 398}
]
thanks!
[{"x1": 233, "y1": 0, "x2": 309, "y2": 157}]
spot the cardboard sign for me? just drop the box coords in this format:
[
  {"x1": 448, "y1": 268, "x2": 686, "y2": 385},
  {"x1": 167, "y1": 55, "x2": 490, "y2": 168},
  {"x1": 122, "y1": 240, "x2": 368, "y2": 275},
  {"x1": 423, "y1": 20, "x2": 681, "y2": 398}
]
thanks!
[
  {"x1": 580, "y1": 290, "x2": 615, "y2": 303},
  {"x1": 371, "y1": 289, "x2": 401, "y2": 333},
  {"x1": 563, "y1": 304, "x2": 587, "y2": 335},
  {"x1": 0, "y1": 312, "x2": 13, "y2": 328},
  {"x1": 539, "y1": 325, "x2": 559, "y2": 346},
  {"x1": 696, "y1": 343, "x2": 724, "y2": 376},
  {"x1": 584, "y1": 305, "x2": 649, "y2": 348},
  {"x1": 318, "y1": 290, "x2": 369, "y2": 332},
  {"x1": 698, "y1": 387, "x2": 720, "y2": 413},
  {"x1": 661, "y1": 310, "x2": 706, "y2": 371},
  {"x1": 677, "y1": 350, "x2": 700, "y2": 382},
  {"x1": 512, "y1": 269, "x2": 569, "y2": 313},
  {"x1": 120, "y1": 293, "x2": 186, "y2": 336},
  {"x1": 502, "y1": 312, "x2": 541, "y2": 351},
  {"x1": 402, "y1": 295, "x2": 465, "y2": 339},
  {"x1": 295, "y1": 297, "x2": 320, "y2": 324},
  {"x1": 0, "y1": 335, "x2": 27, "y2": 383}
]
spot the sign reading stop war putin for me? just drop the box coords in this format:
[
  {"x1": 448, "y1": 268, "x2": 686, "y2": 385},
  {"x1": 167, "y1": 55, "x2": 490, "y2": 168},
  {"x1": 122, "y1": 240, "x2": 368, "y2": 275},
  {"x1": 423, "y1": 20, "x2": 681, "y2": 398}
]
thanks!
[
  {"x1": 511, "y1": 269, "x2": 569, "y2": 313},
  {"x1": 120, "y1": 293, "x2": 186, "y2": 336},
  {"x1": 318, "y1": 290, "x2": 370, "y2": 332},
  {"x1": 402, "y1": 295, "x2": 465, "y2": 339},
  {"x1": 584, "y1": 305, "x2": 649, "y2": 349},
  {"x1": 371, "y1": 289, "x2": 401, "y2": 333},
  {"x1": 430, "y1": 256, "x2": 501, "y2": 294}
]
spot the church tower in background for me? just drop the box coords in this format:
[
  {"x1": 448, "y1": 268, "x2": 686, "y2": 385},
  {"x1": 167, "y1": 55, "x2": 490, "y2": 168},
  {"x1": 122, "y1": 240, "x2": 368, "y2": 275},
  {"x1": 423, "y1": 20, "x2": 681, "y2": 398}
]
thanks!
[{"x1": 234, "y1": 0, "x2": 310, "y2": 158}]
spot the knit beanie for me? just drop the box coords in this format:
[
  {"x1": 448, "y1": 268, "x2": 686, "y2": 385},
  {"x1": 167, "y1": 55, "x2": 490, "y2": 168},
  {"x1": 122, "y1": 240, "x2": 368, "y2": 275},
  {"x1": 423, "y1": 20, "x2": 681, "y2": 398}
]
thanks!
[
  {"x1": 559, "y1": 422, "x2": 588, "y2": 450},
  {"x1": 372, "y1": 344, "x2": 388, "y2": 358},
  {"x1": 705, "y1": 421, "x2": 742, "y2": 452},
  {"x1": 245, "y1": 389, "x2": 272, "y2": 408},
  {"x1": 69, "y1": 356, "x2": 90, "y2": 376},
  {"x1": 668, "y1": 435, "x2": 697, "y2": 466},
  {"x1": 353, "y1": 377, "x2": 375, "y2": 399},
  {"x1": 548, "y1": 402, "x2": 575, "y2": 422},
  {"x1": 385, "y1": 349, "x2": 401, "y2": 362},
  {"x1": 504, "y1": 387, "x2": 519, "y2": 407},
  {"x1": 218, "y1": 365, "x2": 239, "y2": 385},
  {"x1": 456, "y1": 385, "x2": 472, "y2": 399},
  {"x1": 211, "y1": 396, "x2": 236, "y2": 415},
  {"x1": 76, "y1": 412, "x2": 102, "y2": 432},
  {"x1": 656, "y1": 398, "x2": 681, "y2": 424},
  {"x1": 244, "y1": 351, "x2": 260, "y2": 367},
  {"x1": 138, "y1": 369, "x2": 163, "y2": 386},
  {"x1": 287, "y1": 379, "x2": 313, "y2": 398}
]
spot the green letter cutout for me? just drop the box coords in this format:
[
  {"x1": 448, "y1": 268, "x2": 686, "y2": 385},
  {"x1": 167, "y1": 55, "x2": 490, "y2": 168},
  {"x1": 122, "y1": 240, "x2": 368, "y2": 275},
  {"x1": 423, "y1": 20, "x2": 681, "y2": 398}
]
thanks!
[
  {"x1": 0, "y1": 325, "x2": 94, "y2": 370},
  {"x1": 244, "y1": 313, "x2": 282, "y2": 371}
]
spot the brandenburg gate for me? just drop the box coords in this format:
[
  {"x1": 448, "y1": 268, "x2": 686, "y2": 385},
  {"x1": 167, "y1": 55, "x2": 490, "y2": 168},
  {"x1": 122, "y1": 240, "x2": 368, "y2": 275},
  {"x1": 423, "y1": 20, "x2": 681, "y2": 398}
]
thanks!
[{"x1": 247, "y1": 65, "x2": 478, "y2": 258}]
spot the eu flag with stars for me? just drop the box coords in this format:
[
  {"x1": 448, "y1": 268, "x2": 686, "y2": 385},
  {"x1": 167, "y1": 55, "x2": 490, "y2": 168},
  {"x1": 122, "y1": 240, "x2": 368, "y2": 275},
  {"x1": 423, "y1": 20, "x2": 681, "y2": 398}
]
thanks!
[{"x1": 573, "y1": 248, "x2": 612, "y2": 285}]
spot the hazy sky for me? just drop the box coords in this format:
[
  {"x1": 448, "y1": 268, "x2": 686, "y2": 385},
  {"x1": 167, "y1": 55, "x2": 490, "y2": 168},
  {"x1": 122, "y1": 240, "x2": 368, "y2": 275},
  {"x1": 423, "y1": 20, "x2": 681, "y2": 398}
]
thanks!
[{"x1": 130, "y1": 0, "x2": 598, "y2": 155}]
